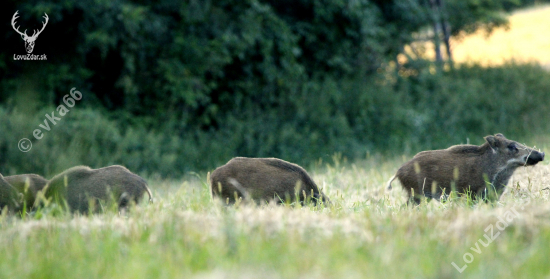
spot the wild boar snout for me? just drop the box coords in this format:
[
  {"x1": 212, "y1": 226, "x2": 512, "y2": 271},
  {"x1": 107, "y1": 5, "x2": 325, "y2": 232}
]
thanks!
[{"x1": 526, "y1": 150, "x2": 544, "y2": 165}]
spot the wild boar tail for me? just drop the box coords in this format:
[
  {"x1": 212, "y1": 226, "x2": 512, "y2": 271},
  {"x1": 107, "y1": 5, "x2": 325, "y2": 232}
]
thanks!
[
  {"x1": 144, "y1": 185, "x2": 153, "y2": 203},
  {"x1": 386, "y1": 175, "x2": 397, "y2": 190}
]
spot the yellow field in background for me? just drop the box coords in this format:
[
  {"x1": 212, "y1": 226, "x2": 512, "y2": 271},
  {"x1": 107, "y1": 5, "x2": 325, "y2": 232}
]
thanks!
[{"x1": 413, "y1": 5, "x2": 550, "y2": 69}]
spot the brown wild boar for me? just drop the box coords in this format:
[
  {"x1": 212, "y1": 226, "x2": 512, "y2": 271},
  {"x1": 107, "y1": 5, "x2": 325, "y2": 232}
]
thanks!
[
  {"x1": 387, "y1": 133, "x2": 544, "y2": 204},
  {"x1": 45, "y1": 165, "x2": 153, "y2": 213},
  {"x1": 4, "y1": 174, "x2": 48, "y2": 209},
  {"x1": 210, "y1": 157, "x2": 329, "y2": 205},
  {"x1": 0, "y1": 174, "x2": 21, "y2": 211}
]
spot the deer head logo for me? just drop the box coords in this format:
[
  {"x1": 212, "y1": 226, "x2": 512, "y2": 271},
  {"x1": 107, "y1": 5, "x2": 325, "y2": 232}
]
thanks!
[{"x1": 11, "y1": 11, "x2": 49, "y2": 54}]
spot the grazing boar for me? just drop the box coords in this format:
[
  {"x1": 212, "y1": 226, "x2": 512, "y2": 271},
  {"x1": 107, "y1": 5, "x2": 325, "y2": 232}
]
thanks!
[
  {"x1": 45, "y1": 165, "x2": 153, "y2": 213},
  {"x1": 387, "y1": 133, "x2": 545, "y2": 204},
  {"x1": 4, "y1": 174, "x2": 48, "y2": 209},
  {"x1": 0, "y1": 174, "x2": 21, "y2": 211},
  {"x1": 210, "y1": 157, "x2": 329, "y2": 205}
]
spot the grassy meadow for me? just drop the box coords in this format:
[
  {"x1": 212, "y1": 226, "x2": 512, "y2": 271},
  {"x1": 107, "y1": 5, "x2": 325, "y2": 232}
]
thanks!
[
  {"x1": 452, "y1": 4, "x2": 550, "y2": 69},
  {"x1": 409, "y1": 4, "x2": 550, "y2": 69},
  {"x1": 2, "y1": 4, "x2": 550, "y2": 279},
  {"x1": 1, "y1": 146, "x2": 549, "y2": 278}
]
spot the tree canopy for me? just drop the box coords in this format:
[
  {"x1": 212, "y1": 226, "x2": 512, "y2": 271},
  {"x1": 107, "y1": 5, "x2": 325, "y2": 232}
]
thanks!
[{"x1": 1, "y1": 0, "x2": 549, "y2": 176}]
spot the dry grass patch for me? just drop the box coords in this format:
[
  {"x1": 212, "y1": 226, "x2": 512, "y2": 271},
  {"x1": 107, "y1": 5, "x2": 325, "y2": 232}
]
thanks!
[
  {"x1": 0, "y1": 154, "x2": 549, "y2": 278},
  {"x1": 404, "y1": 5, "x2": 550, "y2": 69},
  {"x1": 452, "y1": 5, "x2": 550, "y2": 69}
]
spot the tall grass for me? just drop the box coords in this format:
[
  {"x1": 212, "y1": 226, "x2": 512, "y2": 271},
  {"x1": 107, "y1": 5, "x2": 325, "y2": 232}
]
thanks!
[{"x1": 0, "y1": 154, "x2": 549, "y2": 278}]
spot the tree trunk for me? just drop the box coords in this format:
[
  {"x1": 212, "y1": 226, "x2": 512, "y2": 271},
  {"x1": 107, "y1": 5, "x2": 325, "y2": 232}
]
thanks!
[
  {"x1": 437, "y1": 0, "x2": 453, "y2": 64},
  {"x1": 429, "y1": 0, "x2": 443, "y2": 65}
]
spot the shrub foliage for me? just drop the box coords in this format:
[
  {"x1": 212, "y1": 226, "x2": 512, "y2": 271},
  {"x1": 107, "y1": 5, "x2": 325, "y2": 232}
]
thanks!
[{"x1": 1, "y1": 0, "x2": 549, "y2": 176}]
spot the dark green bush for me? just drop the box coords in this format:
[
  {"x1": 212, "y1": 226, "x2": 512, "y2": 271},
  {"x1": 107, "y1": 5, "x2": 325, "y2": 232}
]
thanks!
[
  {"x1": 2, "y1": 0, "x2": 549, "y2": 177},
  {"x1": 1, "y1": 62, "x2": 549, "y2": 178},
  {"x1": 400, "y1": 62, "x2": 550, "y2": 148}
]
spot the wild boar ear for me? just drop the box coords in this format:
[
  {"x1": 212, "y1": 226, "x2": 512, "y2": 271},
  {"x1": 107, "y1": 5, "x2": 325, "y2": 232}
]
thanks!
[
  {"x1": 485, "y1": 135, "x2": 499, "y2": 148},
  {"x1": 495, "y1": 133, "x2": 505, "y2": 138}
]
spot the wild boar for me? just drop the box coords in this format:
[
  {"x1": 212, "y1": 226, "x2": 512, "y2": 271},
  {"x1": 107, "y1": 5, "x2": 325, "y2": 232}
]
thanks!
[
  {"x1": 210, "y1": 157, "x2": 329, "y2": 205},
  {"x1": 0, "y1": 174, "x2": 21, "y2": 211},
  {"x1": 45, "y1": 165, "x2": 153, "y2": 213},
  {"x1": 387, "y1": 133, "x2": 544, "y2": 204},
  {"x1": 4, "y1": 174, "x2": 48, "y2": 209}
]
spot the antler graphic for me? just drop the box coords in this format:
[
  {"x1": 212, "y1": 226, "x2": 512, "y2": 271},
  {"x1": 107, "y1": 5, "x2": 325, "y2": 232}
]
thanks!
[
  {"x1": 33, "y1": 13, "x2": 49, "y2": 38},
  {"x1": 11, "y1": 11, "x2": 27, "y2": 38},
  {"x1": 11, "y1": 11, "x2": 49, "y2": 54}
]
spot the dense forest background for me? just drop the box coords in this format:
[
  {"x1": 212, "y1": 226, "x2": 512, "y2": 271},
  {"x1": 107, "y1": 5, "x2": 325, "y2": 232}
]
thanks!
[{"x1": 1, "y1": 0, "x2": 550, "y2": 177}]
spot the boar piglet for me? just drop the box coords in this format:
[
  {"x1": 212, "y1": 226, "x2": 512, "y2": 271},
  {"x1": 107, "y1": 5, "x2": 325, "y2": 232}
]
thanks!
[
  {"x1": 211, "y1": 157, "x2": 330, "y2": 205},
  {"x1": 387, "y1": 133, "x2": 544, "y2": 204},
  {"x1": 4, "y1": 174, "x2": 48, "y2": 209},
  {"x1": 0, "y1": 174, "x2": 21, "y2": 212},
  {"x1": 45, "y1": 165, "x2": 153, "y2": 213}
]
